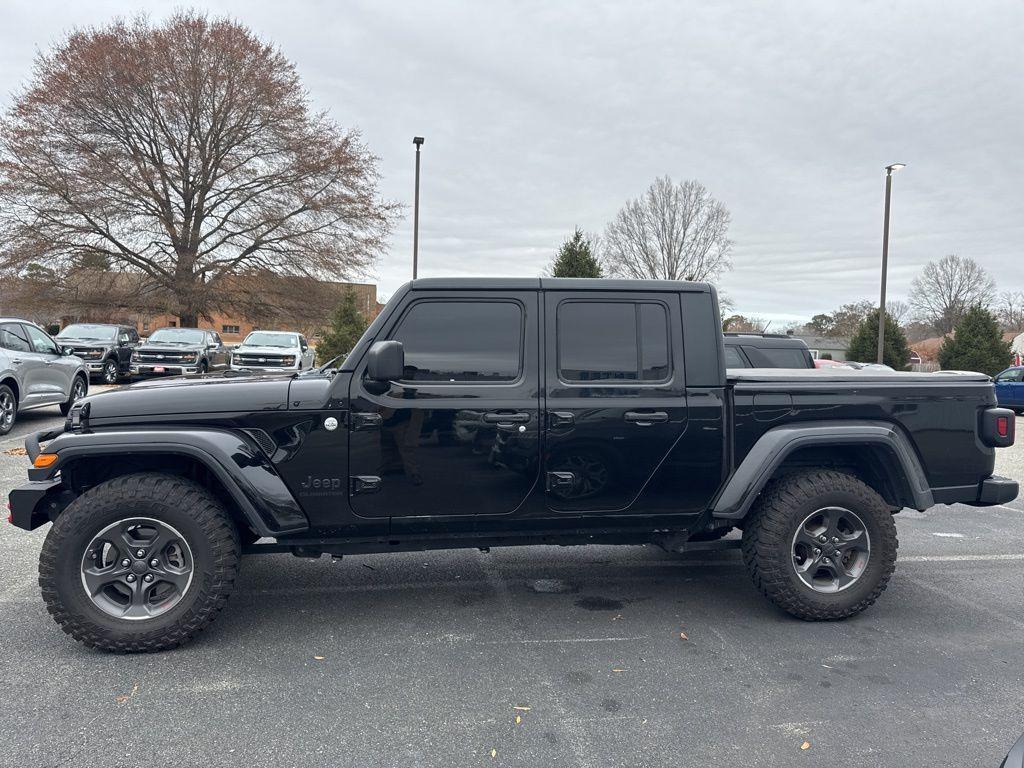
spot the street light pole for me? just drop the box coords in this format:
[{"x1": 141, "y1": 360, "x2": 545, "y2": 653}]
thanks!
[
  {"x1": 877, "y1": 162, "x2": 906, "y2": 364},
  {"x1": 412, "y1": 136, "x2": 424, "y2": 279}
]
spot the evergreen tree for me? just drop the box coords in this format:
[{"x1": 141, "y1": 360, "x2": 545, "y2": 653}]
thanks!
[
  {"x1": 938, "y1": 306, "x2": 1012, "y2": 375},
  {"x1": 847, "y1": 308, "x2": 911, "y2": 369},
  {"x1": 316, "y1": 288, "x2": 368, "y2": 364},
  {"x1": 550, "y1": 228, "x2": 603, "y2": 278}
]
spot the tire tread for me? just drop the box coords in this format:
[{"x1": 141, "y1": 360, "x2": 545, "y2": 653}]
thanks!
[
  {"x1": 39, "y1": 472, "x2": 239, "y2": 652},
  {"x1": 741, "y1": 469, "x2": 898, "y2": 621}
]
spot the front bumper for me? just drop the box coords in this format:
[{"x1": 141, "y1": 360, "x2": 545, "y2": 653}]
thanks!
[
  {"x1": 85, "y1": 360, "x2": 112, "y2": 376},
  {"x1": 131, "y1": 364, "x2": 199, "y2": 376},
  {"x1": 8, "y1": 479, "x2": 62, "y2": 530}
]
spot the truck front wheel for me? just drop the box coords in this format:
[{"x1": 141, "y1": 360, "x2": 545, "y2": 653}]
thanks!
[
  {"x1": 39, "y1": 473, "x2": 240, "y2": 652},
  {"x1": 741, "y1": 469, "x2": 897, "y2": 620}
]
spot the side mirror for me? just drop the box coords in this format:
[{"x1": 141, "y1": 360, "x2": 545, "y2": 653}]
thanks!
[
  {"x1": 62, "y1": 346, "x2": 76, "y2": 356},
  {"x1": 366, "y1": 340, "x2": 404, "y2": 382}
]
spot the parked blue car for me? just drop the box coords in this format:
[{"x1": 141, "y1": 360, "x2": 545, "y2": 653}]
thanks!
[{"x1": 994, "y1": 367, "x2": 1024, "y2": 413}]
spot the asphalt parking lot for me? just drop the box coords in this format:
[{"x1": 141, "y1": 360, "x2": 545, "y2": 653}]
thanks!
[{"x1": 1, "y1": 405, "x2": 1022, "y2": 768}]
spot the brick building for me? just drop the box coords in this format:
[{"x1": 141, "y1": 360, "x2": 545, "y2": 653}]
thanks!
[{"x1": 0, "y1": 269, "x2": 383, "y2": 342}]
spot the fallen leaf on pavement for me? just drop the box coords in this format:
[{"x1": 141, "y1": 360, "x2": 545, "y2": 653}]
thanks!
[
  {"x1": 612, "y1": 668, "x2": 626, "y2": 673},
  {"x1": 679, "y1": 631, "x2": 688, "y2": 641},
  {"x1": 3, "y1": 447, "x2": 27, "y2": 456},
  {"x1": 515, "y1": 715, "x2": 521, "y2": 724},
  {"x1": 800, "y1": 741, "x2": 811, "y2": 750},
  {"x1": 115, "y1": 683, "x2": 139, "y2": 704},
  {"x1": 313, "y1": 656, "x2": 325, "y2": 661},
  {"x1": 490, "y1": 749, "x2": 497, "y2": 758},
  {"x1": 512, "y1": 706, "x2": 530, "y2": 712}
]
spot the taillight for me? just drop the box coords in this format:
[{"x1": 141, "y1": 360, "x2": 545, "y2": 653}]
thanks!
[{"x1": 981, "y1": 407, "x2": 1015, "y2": 448}]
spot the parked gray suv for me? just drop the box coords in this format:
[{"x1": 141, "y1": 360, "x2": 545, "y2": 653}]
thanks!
[{"x1": 0, "y1": 319, "x2": 89, "y2": 435}]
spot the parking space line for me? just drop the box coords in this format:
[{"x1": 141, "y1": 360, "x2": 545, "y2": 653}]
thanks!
[
  {"x1": 902, "y1": 553, "x2": 1024, "y2": 562},
  {"x1": 995, "y1": 504, "x2": 1024, "y2": 513},
  {"x1": 476, "y1": 635, "x2": 650, "y2": 645},
  {"x1": 902, "y1": 573, "x2": 1024, "y2": 630}
]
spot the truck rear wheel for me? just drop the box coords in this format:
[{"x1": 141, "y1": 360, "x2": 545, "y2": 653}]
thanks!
[
  {"x1": 741, "y1": 469, "x2": 897, "y2": 620},
  {"x1": 39, "y1": 473, "x2": 240, "y2": 652}
]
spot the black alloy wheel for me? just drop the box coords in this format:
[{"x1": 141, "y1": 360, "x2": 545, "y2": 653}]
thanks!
[{"x1": 80, "y1": 517, "x2": 194, "y2": 620}]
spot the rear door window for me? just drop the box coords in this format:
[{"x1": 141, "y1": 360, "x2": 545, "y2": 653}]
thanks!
[
  {"x1": 557, "y1": 301, "x2": 671, "y2": 383},
  {"x1": 0, "y1": 323, "x2": 31, "y2": 353}
]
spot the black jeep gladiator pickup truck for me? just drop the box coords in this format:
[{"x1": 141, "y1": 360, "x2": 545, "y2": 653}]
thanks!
[{"x1": 8, "y1": 278, "x2": 1019, "y2": 652}]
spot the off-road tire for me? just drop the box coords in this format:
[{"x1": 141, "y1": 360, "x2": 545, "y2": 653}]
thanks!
[
  {"x1": 741, "y1": 469, "x2": 898, "y2": 620},
  {"x1": 39, "y1": 473, "x2": 240, "y2": 652}
]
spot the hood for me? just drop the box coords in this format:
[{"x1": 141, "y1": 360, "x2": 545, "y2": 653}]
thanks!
[
  {"x1": 233, "y1": 345, "x2": 299, "y2": 355},
  {"x1": 59, "y1": 339, "x2": 113, "y2": 349},
  {"x1": 81, "y1": 375, "x2": 292, "y2": 420},
  {"x1": 136, "y1": 340, "x2": 205, "y2": 352}
]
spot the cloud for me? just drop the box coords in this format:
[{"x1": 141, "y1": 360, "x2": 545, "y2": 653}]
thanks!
[{"x1": 2, "y1": 0, "x2": 1021, "y2": 320}]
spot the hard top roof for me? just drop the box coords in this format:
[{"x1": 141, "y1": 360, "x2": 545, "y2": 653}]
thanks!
[{"x1": 406, "y1": 277, "x2": 712, "y2": 293}]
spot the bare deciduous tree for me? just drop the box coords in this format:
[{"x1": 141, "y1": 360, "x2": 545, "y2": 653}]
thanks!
[
  {"x1": 0, "y1": 12, "x2": 396, "y2": 326},
  {"x1": 996, "y1": 290, "x2": 1024, "y2": 333},
  {"x1": 601, "y1": 176, "x2": 732, "y2": 282},
  {"x1": 908, "y1": 255, "x2": 995, "y2": 336},
  {"x1": 886, "y1": 299, "x2": 911, "y2": 327}
]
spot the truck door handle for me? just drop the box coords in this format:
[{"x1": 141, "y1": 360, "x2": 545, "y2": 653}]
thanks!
[
  {"x1": 624, "y1": 410, "x2": 668, "y2": 425},
  {"x1": 548, "y1": 411, "x2": 575, "y2": 428},
  {"x1": 546, "y1": 471, "x2": 575, "y2": 491},
  {"x1": 350, "y1": 412, "x2": 382, "y2": 431},
  {"x1": 483, "y1": 412, "x2": 531, "y2": 425}
]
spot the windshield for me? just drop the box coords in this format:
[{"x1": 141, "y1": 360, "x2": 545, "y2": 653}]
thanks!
[
  {"x1": 57, "y1": 324, "x2": 116, "y2": 341},
  {"x1": 241, "y1": 332, "x2": 298, "y2": 348},
  {"x1": 147, "y1": 328, "x2": 206, "y2": 344}
]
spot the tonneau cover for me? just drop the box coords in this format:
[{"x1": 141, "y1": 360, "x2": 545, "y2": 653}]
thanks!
[{"x1": 727, "y1": 368, "x2": 991, "y2": 384}]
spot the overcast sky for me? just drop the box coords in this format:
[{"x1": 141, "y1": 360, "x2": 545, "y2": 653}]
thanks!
[{"x1": 2, "y1": 0, "x2": 1022, "y2": 322}]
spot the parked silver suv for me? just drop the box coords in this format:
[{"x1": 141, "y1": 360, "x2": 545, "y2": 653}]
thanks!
[
  {"x1": 0, "y1": 319, "x2": 89, "y2": 435},
  {"x1": 229, "y1": 331, "x2": 315, "y2": 373}
]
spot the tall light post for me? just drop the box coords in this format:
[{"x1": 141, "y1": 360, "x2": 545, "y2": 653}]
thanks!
[
  {"x1": 412, "y1": 136, "x2": 424, "y2": 279},
  {"x1": 877, "y1": 162, "x2": 906, "y2": 364}
]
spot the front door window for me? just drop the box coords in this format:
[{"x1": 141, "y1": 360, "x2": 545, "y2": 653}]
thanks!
[{"x1": 346, "y1": 294, "x2": 540, "y2": 520}]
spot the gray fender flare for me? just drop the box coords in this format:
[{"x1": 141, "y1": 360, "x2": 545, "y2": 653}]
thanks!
[
  {"x1": 711, "y1": 421, "x2": 934, "y2": 520},
  {"x1": 43, "y1": 428, "x2": 309, "y2": 537}
]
